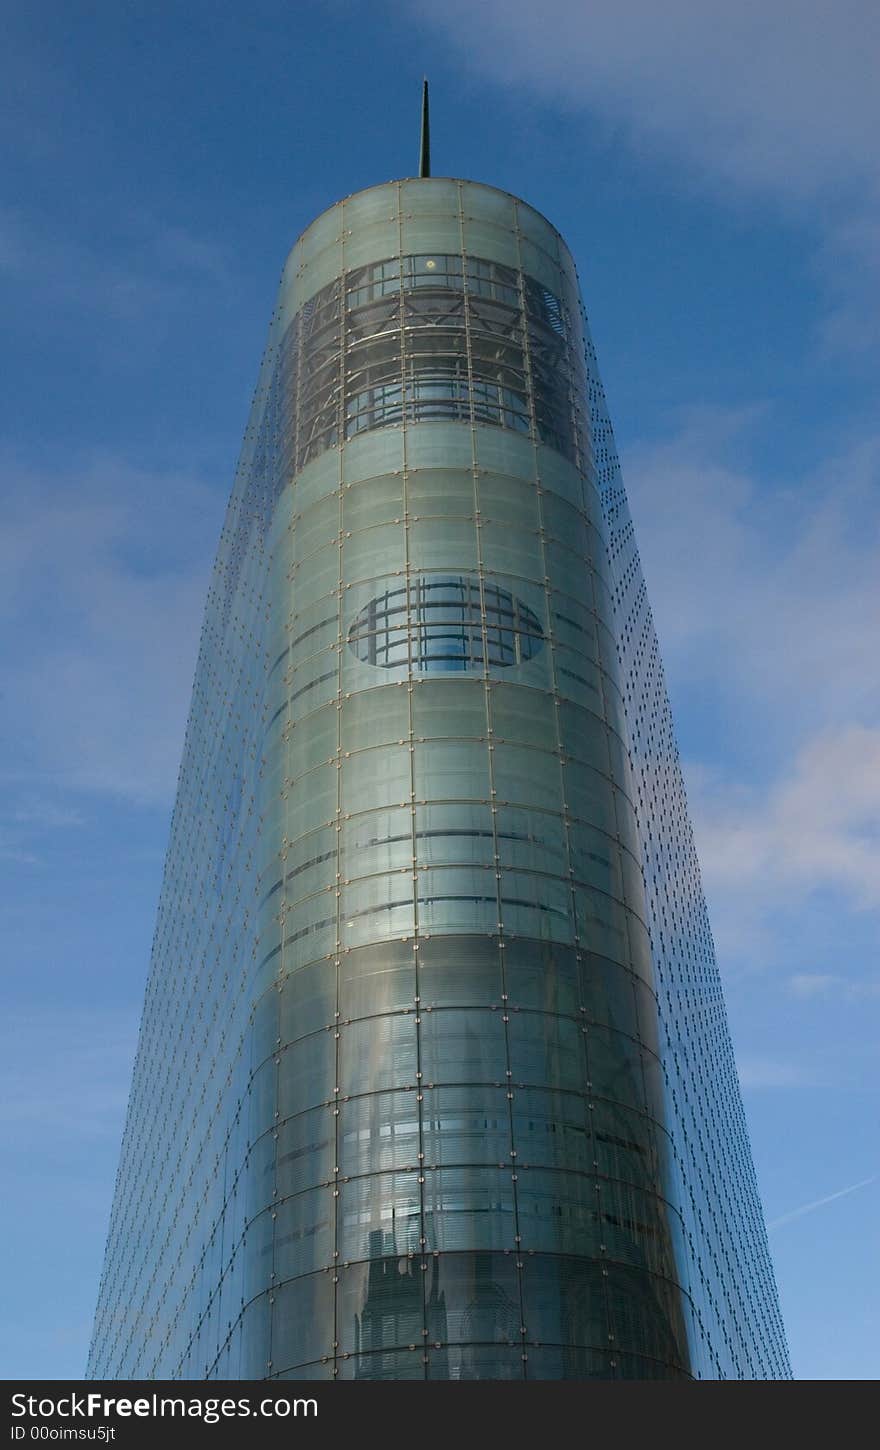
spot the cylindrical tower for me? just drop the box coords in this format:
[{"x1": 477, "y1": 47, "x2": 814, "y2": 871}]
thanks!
[{"x1": 251, "y1": 179, "x2": 692, "y2": 1380}]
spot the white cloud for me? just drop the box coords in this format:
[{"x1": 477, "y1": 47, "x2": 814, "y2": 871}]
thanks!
[
  {"x1": 398, "y1": 1, "x2": 880, "y2": 998},
  {"x1": 788, "y1": 973, "x2": 840, "y2": 999},
  {"x1": 814, "y1": 213, "x2": 880, "y2": 354},
  {"x1": 9, "y1": 801, "x2": 86, "y2": 828},
  {"x1": 623, "y1": 412, "x2": 880, "y2": 736},
  {"x1": 405, "y1": 0, "x2": 880, "y2": 350},
  {"x1": 788, "y1": 972, "x2": 880, "y2": 1001},
  {"x1": 692, "y1": 725, "x2": 880, "y2": 911},
  {"x1": 736, "y1": 1056, "x2": 809, "y2": 1090},
  {"x1": 0, "y1": 797, "x2": 86, "y2": 867},
  {"x1": 407, "y1": 0, "x2": 880, "y2": 205},
  {"x1": 621, "y1": 411, "x2": 880, "y2": 980}
]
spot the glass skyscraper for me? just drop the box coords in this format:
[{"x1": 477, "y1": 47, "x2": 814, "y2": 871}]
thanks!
[{"x1": 88, "y1": 173, "x2": 790, "y2": 1381}]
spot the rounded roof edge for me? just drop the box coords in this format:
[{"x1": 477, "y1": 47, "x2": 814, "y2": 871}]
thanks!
[{"x1": 282, "y1": 176, "x2": 573, "y2": 268}]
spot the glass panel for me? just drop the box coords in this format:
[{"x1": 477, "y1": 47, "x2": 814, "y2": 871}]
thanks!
[
  {"x1": 274, "y1": 1187, "x2": 335, "y2": 1279},
  {"x1": 241, "y1": 1209, "x2": 276, "y2": 1307},
  {"x1": 491, "y1": 684, "x2": 557, "y2": 748},
  {"x1": 339, "y1": 939, "x2": 416, "y2": 1019},
  {"x1": 342, "y1": 746, "x2": 411, "y2": 813},
  {"x1": 420, "y1": 1008, "x2": 507, "y2": 1085},
  {"x1": 586, "y1": 1025, "x2": 649, "y2": 1115},
  {"x1": 511, "y1": 1088, "x2": 591, "y2": 1173},
  {"x1": 422, "y1": 1167, "x2": 516, "y2": 1251},
  {"x1": 414, "y1": 741, "x2": 491, "y2": 802},
  {"x1": 336, "y1": 1258, "x2": 425, "y2": 1357},
  {"x1": 279, "y1": 960, "x2": 337, "y2": 1042},
  {"x1": 277, "y1": 1034, "x2": 336, "y2": 1117},
  {"x1": 282, "y1": 825, "x2": 337, "y2": 906},
  {"x1": 507, "y1": 1012, "x2": 586, "y2": 1092},
  {"x1": 493, "y1": 745, "x2": 562, "y2": 809},
  {"x1": 408, "y1": 469, "x2": 475, "y2": 518},
  {"x1": 413, "y1": 802, "x2": 494, "y2": 868},
  {"x1": 494, "y1": 806, "x2": 567, "y2": 877},
  {"x1": 271, "y1": 1273, "x2": 335, "y2": 1371},
  {"x1": 411, "y1": 679, "x2": 487, "y2": 738},
  {"x1": 288, "y1": 705, "x2": 337, "y2": 779},
  {"x1": 519, "y1": 1255, "x2": 607, "y2": 1346},
  {"x1": 339, "y1": 1015, "x2": 418, "y2": 1095},
  {"x1": 478, "y1": 474, "x2": 539, "y2": 530},
  {"x1": 292, "y1": 493, "x2": 340, "y2": 565},
  {"x1": 429, "y1": 1344, "x2": 524, "y2": 1380},
  {"x1": 275, "y1": 1106, "x2": 335, "y2": 1198},
  {"x1": 340, "y1": 806, "x2": 412, "y2": 880},
  {"x1": 416, "y1": 933, "x2": 502, "y2": 1007},
  {"x1": 338, "y1": 1172, "x2": 422, "y2": 1260},
  {"x1": 422, "y1": 1084, "x2": 510, "y2": 1164},
  {"x1": 338, "y1": 1091, "x2": 421, "y2": 1176},
  {"x1": 515, "y1": 1168, "x2": 601, "y2": 1255},
  {"x1": 337, "y1": 1347, "x2": 426, "y2": 1380},
  {"x1": 417, "y1": 865, "x2": 499, "y2": 935},
  {"x1": 343, "y1": 475, "x2": 405, "y2": 531},
  {"x1": 428, "y1": 1252, "x2": 520, "y2": 1343},
  {"x1": 503, "y1": 940, "x2": 579, "y2": 1016}
]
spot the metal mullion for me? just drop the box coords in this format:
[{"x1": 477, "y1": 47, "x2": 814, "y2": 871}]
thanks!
[
  {"x1": 396, "y1": 188, "x2": 428, "y2": 1375},
  {"x1": 512, "y1": 198, "x2": 609, "y2": 1375},
  {"x1": 326, "y1": 204, "x2": 352, "y2": 1381},
  {"x1": 458, "y1": 191, "x2": 526, "y2": 1379}
]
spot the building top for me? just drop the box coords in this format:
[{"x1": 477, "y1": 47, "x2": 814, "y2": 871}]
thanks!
[{"x1": 278, "y1": 177, "x2": 581, "y2": 329}]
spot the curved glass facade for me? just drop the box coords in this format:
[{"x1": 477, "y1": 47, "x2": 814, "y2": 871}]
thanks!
[{"x1": 88, "y1": 179, "x2": 789, "y2": 1381}]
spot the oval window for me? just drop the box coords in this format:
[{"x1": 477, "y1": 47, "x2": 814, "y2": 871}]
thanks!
[{"x1": 348, "y1": 575, "x2": 544, "y2": 672}]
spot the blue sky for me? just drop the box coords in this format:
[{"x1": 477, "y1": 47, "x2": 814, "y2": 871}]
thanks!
[{"x1": 1, "y1": 0, "x2": 877, "y2": 1381}]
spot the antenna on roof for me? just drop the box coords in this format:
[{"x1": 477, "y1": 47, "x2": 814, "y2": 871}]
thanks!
[{"x1": 418, "y1": 78, "x2": 431, "y2": 178}]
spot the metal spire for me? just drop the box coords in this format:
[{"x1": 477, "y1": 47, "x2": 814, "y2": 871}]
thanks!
[{"x1": 418, "y1": 78, "x2": 431, "y2": 178}]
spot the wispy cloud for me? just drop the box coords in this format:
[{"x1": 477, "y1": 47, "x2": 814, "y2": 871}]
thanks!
[
  {"x1": 788, "y1": 973, "x2": 841, "y2": 1000},
  {"x1": 0, "y1": 1009, "x2": 138, "y2": 1143},
  {"x1": 8, "y1": 801, "x2": 86, "y2": 829},
  {"x1": 0, "y1": 450, "x2": 221, "y2": 807},
  {"x1": 0, "y1": 206, "x2": 232, "y2": 325},
  {"x1": 814, "y1": 213, "x2": 880, "y2": 355},
  {"x1": 404, "y1": 0, "x2": 880, "y2": 351},
  {"x1": 788, "y1": 972, "x2": 880, "y2": 1001},
  {"x1": 0, "y1": 797, "x2": 86, "y2": 867},
  {"x1": 690, "y1": 725, "x2": 880, "y2": 911},
  {"x1": 623, "y1": 412, "x2": 880, "y2": 736},
  {"x1": 410, "y1": 0, "x2": 880, "y2": 200},
  {"x1": 0, "y1": 837, "x2": 38, "y2": 866},
  {"x1": 620, "y1": 410, "x2": 880, "y2": 986},
  {"x1": 767, "y1": 1174, "x2": 879, "y2": 1231},
  {"x1": 736, "y1": 1057, "x2": 810, "y2": 1090}
]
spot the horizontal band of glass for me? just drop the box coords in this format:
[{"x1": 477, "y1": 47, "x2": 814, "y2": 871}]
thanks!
[{"x1": 280, "y1": 252, "x2": 587, "y2": 478}]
